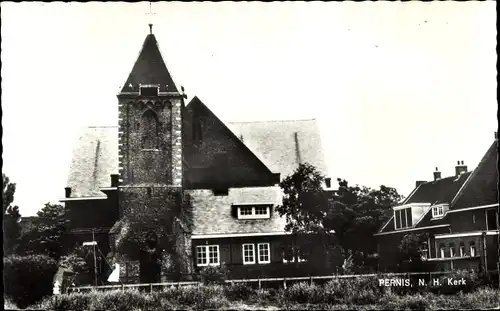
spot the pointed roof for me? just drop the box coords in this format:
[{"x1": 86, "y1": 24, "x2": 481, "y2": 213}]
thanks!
[{"x1": 120, "y1": 32, "x2": 179, "y2": 93}]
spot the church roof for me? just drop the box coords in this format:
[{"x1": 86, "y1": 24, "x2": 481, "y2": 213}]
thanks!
[
  {"x1": 187, "y1": 187, "x2": 286, "y2": 236},
  {"x1": 227, "y1": 119, "x2": 328, "y2": 179},
  {"x1": 120, "y1": 33, "x2": 179, "y2": 94},
  {"x1": 66, "y1": 126, "x2": 118, "y2": 198}
]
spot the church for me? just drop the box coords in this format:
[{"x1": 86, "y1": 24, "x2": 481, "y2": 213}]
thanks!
[{"x1": 60, "y1": 24, "x2": 330, "y2": 284}]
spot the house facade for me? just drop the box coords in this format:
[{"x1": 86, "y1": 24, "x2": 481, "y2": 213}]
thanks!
[
  {"x1": 60, "y1": 27, "x2": 331, "y2": 283},
  {"x1": 375, "y1": 134, "x2": 499, "y2": 273}
]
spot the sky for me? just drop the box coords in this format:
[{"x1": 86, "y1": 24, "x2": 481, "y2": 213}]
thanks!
[{"x1": 1, "y1": 2, "x2": 497, "y2": 216}]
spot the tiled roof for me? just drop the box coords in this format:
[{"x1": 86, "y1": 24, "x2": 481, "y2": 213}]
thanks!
[
  {"x1": 403, "y1": 172, "x2": 472, "y2": 205},
  {"x1": 451, "y1": 140, "x2": 498, "y2": 209},
  {"x1": 227, "y1": 119, "x2": 328, "y2": 179},
  {"x1": 120, "y1": 34, "x2": 179, "y2": 94},
  {"x1": 187, "y1": 187, "x2": 286, "y2": 236},
  {"x1": 66, "y1": 126, "x2": 118, "y2": 198}
]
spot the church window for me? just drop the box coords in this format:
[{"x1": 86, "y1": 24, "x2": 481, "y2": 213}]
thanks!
[
  {"x1": 141, "y1": 109, "x2": 159, "y2": 149},
  {"x1": 193, "y1": 119, "x2": 203, "y2": 141},
  {"x1": 469, "y1": 242, "x2": 476, "y2": 257}
]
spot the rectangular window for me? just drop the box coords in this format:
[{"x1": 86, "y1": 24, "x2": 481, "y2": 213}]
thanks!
[
  {"x1": 395, "y1": 208, "x2": 412, "y2": 230},
  {"x1": 240, "y1": 207, "x2": 252, "y2": 216},
  {"x1": 237, "y1": 205, "x2": 271, "y2": 219},
  {"x1": 432, "y1": 205, "x2": 444, "y2": 218},
  {"x1": 282, "y1": 248, "x2": 295, "y2": 264},
  {"x1": 487, "y1": 209, "x2": 498, "y2": 230},
  {"x1": 257, "y1": 243, "x2": 270, "y2": 264},
  {"x1": 196, "y1": 245, "x2": 219, "y2": 267},
  {"x1": 242, "y1": 244, "x2": 255, "y2": 264}
]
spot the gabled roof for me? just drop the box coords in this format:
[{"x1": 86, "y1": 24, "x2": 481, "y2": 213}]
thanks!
[
  {"x1": 227, "y1": 119, "x2": 328, "y2": 179},
  {"x1": 451, "y1": 139, "x2": 498, "y2": 209},
  {"x1": 120, "y1": 33, "x2": 179, "y2": 94},
  {"x1": 66, "y1": 126, "x2": 118, "y2": 198},
  {"x1": 188, "y1": 187, "x2": 286, "y2": 236},
  {"x1": 403, "y1": 172, "x2": 472, "y2": 205}
]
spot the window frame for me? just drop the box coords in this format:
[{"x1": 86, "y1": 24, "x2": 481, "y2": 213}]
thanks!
[
  {"x1": 439, "y1": 245, "x2": 445, "y2": 258},
  {"x1": 470, "y1": 244, "x2": 476, "y2": 257},
  {"x1": 257, "y1": 243, "x2": 271, "y2": 264},
  {"x1": 459, "y1": 245, "x2": 466, "y2": 257},
  {"x1": 394, "y1": 207, "x2": 412, "y2": 230},
  {"x1": 449, "y1": 246, "x2": 455, "y2": 257},
  {"x1": 196, "y1": 245, "x2": 220, "y2": 267},
  {"x1": 242, "y1": 243, "x2": 256, "y2": 265},
  {"x1": 432, "y1": 205, "x2": 444, "y2": 218},
  {"x1": 237, "y1": 205, "x2": 271, "y2": 220}
]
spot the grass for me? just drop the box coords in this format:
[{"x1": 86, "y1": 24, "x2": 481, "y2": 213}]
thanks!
[{"x1": 26, "y1": 284, "x2": 499, "y2": 310}]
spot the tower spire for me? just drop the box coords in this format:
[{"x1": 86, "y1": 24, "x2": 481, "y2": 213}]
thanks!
[{"x1": 146, "y1": 2, "x2": 156, "y2": 34}]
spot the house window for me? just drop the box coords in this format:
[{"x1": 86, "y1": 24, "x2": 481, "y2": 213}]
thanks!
[
  {"x1": 394, "y1": 207, "x2": 412, "y2": 230},
  {"x1": 470, "y1": 242, "x2": 476, "y2": 257},
  {"x1": 449, "y1": 244, "x2": 455, "y2": 257},
  {"x1": 237, "y1": 205, "x2": 271, "y2": 219},
  {"x1": 459, "y1": 243, "x2": 466, "y2": 257},
  {"x1": 258, "y1": 243, "x2": 270, "y2": 264},
  {"x1": 432, "y1": 205, "x2": 444, "y2": 218},
  {"x1": 242, "y1": 244, "x2": 255, "y2": 264},
  {"x1": 439, "y1": 244, "x2": 445, "y2": 258},
  {"x1": 487, "y1": 209, "x2": 498, "y2": 230},
  {"x1": 282, "y1": 247, "x2": 307, "y2": 263},
  {"x1": 196, "y1": 245, "x2": 220, "y2": 267}
]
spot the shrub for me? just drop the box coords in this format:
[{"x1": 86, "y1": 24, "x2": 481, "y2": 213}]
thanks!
[
  {"x1": 3, "y1": 254, "x2": 58, "y2": 309},
  {"x1": 224, "y1": 282, "x2": 253, "y2": 301},
  {"x1": 284, "y1": 282, "x2": 324, "y2": 304},
  {"x1": 397, "y1": 294, "x2": 431, "y2": 310},
  {"x1": 429, "y1": 269, "x2": 479, "y2": 295},
  {"x1": 38, "y1": 292, "x2": 91, "y2": 311},
  {"x1": 323, "y1": 277, "x2": 381, "y2": 305},
  {"x1": 196, "y1": 263, "x2": 228, "y2": 285},
  {"x1": 161, "y1": 285, "x2": 227, "y2": 309}
]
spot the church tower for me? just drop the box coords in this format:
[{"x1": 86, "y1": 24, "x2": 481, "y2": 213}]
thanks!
[{"x1": 117, "y1": 25, "x2": 185, "y2": 220}]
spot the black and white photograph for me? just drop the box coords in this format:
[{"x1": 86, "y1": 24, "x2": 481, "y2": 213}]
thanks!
[{"x1": 2, "y1": 1, "x2": 498, "y2": 310}]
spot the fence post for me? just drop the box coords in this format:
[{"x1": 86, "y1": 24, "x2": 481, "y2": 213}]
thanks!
[
  {"x1": 150, "y1": 284, "x2": 153, "y2": 293},
  {"x1": 258, "y1": 278, "x2": 261, "y2": 289},
  {"x1": 310, "y1": 276, "x2": 313, "y2": 286},
  {"x1": 283, "y1": 278, "x2": 287, "y2": 290}
]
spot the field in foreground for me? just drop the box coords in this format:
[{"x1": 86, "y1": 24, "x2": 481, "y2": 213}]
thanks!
[{"x1": 18, "y1": 283, "x2": 499, "y2": 311}]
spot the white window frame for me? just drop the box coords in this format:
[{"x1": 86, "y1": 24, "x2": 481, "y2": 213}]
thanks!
[
  {"x1": 440, "y1": 247, "x2": 445, "y2": 258},
  {"x1": 459, "y1": 245, "x2": 466, "y2": 257},
  {"x1": 470, "y1": 245, "x2": 476, "y2": 257},
  {"x1": 237, "y1": 205, "x2": 271, "y2": 220},
  {"x1": 242, "y1": 243, "x2": 256, "y2": 265},
  {"x1": 449, "y1": 247, "x2": 455, "y2": 257},
  {"x1": 394, "y1": 207, "x2": 412, "y2": 230},
  {"x1": 196, "y1": 245, "x2": 220, "y2": 267},
  {"x1": 257, "y1": 243, "x2": 271, "y2": 264},
  {"x1": 432, "y1": 205, "x2": 444, "y2": 218}
]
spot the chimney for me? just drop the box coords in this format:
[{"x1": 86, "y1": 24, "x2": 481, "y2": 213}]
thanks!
[
  {"x1": 433, "y1": 167, "x2": 441, "y2": 181},
  {"x1": 325, "y1": 177, "x2": 332, "y2": 189},
  {"x1": 455, "y1": 160, "x2": 467, "y2": 177},
  {"x1": 64, "y1": 187, "x2": 72, "y2": 198},
  {"x1": 415, "y1": 180, "x2": 426, "y2": 188},
  {"x1": 111, "y1": 174, "x2": 119, "y2": 187}
]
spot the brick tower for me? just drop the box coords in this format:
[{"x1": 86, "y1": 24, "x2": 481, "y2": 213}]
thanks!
[{"x1": 115, "y1": 25, "x2": 190, "y2": 282}]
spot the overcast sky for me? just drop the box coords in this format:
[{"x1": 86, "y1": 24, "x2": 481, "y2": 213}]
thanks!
[{"x1": 1, "y1": 2, "x2": 497, "y2": 216}]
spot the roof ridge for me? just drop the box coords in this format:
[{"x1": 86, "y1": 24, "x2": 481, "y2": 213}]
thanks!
[{"x1": 228, "y1": 118, "x2": 317, "y2": 124}]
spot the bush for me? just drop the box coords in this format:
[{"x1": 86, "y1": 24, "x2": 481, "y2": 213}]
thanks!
[
  {"x1": 88, "y1": 289, "x2": 147, "y2": 311},
  {"x1": 159, "y1": 285, "x2": 228, "y2": 309},
  {"x1": 196, "y1": 264, "x2": 228, "y2": 285},
  {"x1": 284, "y1": 282, "x2": 323, "y2": 304},
  {"x1": 3, "y1": 254, "x2": 58, "y2": 309},
  {"x1": 323, "y1": 277, "x2": 381, "y2": 304},
  {"x1": 38, "y1": 292, "x2": 91, "y2": 311},
  {"x1": 429, "y1": 269, "x2": 479, "y2": 295},
  {"x1": 224, "y1": 282, "x2": 253, "y2": 301}
]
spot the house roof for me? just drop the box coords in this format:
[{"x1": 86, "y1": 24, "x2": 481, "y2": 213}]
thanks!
[
  {"x1": 451, "y1": 139, "x2": 498, "y2": 209},
  {"x1": 187, "y1": 187, "x2": 286, "y2": 236},
  {"x1": 120, "y1": 33, "x2": 179, "y2": 94},
  {"x1": 403, "y1": 172, "x2": 472, "y2": 205},
  {"x1": 227, "y1": 119, "x2": 328, "y2": 179},
  {"x1": 66, "y1": 126, "x2": 118, "y2": 198}
]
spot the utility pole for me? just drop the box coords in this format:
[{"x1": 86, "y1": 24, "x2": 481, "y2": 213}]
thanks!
[{"x1": 92, "y1": 230, "x2": 98, "y2": 287}]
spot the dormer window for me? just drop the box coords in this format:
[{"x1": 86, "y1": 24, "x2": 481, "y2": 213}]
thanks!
[
  {"x1": 236, "y1": 205, "x2": 271, "y2": 219},
  {"x1": 394, "y1": 207, "x2": 412, "y2": 230},
  {"x1": 432, "y1": 205, "x2": 444, "y2": 218}
]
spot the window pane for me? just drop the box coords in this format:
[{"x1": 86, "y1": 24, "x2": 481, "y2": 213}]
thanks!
[
  {"x1": 240, "y1": 207, "x2": 252, "y2": 215},
  {"x1": 196, "y1": 246, "x2": 207, "y2": 265},
  {"x1": 258, "y1": 244, "x2": 270, "y2": 263},
  {"x1": 208, "y1": 246, "x2": 219, "y2": 264},
  {"x1": 243, "y1": 244, "x2": 255, "y2": 263},
  {"x1": 401, "y1": 210, "x2": 407, "y2": 228},
  {"x1": 395, "y1": 211, "x2": 401, "y2": 229},
  {"x1": 255, "y1": 206, "x2": 268, "y2": 215},
  {"x1": 405, "y1": 208, "x2": 412, "y2": 227}
]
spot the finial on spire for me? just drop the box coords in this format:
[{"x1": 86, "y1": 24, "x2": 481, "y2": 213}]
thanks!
[{"x1": 146, "y1": 2, "x2": 156, "y2": 34}]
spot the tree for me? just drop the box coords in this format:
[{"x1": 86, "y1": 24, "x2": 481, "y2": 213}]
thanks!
[
  {"x1": 324, "y1": 179, "x2": 403, "y2": 272},
  {"x1": 18, "y1": 203, "x2": 69, "y2": 259},
  {"x1": 398, "y1": 233, "x2": 429, "y2": 272},
  {"x1": 3, "y1": 173, "x2": 22, "y2": 255}
]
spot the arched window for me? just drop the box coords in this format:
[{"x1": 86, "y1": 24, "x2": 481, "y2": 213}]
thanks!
[{"x1": 141, "y1": 109, "x2": 159, "y2": 149}]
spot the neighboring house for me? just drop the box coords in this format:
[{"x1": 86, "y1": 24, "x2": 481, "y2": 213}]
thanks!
[
  {"x1": 375, "y1": 134, "x2": 499, "y2": 273},
  {"x1": 60, "y1": 26, "x2": 332, "y2": 283}
]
